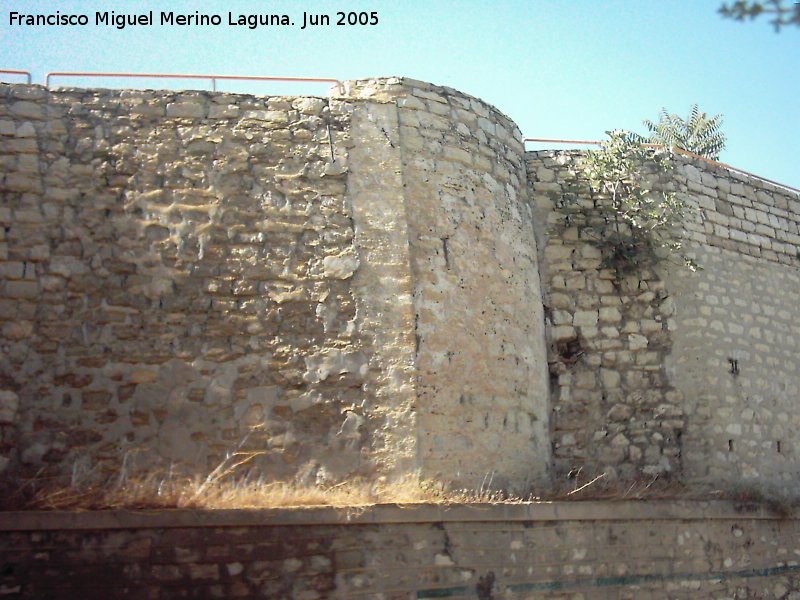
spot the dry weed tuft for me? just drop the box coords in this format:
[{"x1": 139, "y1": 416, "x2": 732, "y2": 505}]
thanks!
[{"x1": 1, "y1": 458, "x2": 540, "y2": 511}]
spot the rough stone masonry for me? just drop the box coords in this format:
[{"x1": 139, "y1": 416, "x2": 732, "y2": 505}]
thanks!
[
  {"x1": 0, "y1": 77, "x2": 549, "y2": 493},
  {"x1": 528, "y1": 149, "x2": 800, "y2": 497},
  {"x1": 1, "y1": 75, "x2": 800, "y2": 497}
]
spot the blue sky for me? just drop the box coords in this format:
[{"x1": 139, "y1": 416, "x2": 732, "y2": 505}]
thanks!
[{"x1": 1, "y1": 0, "x2": 798, "y2": 187}]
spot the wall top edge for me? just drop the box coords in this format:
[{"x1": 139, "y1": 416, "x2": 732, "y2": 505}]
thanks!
[
  {"x1": 0, "y1": 500, "x2": 788, "y2": 532},
  {"x1": 0, "y1": 81, "x2": 333, "y2": 102},
  {"x1": 0, "y1": 80, "x2": 792, "y2": 194},
  {"x1": 0, "y1": 76, "x2": 524, "y2": 139},
  {"x1": 341, "y1": 76, "x2": 522, "y2": 137},
  {"x1": 525, "y1": 149, "x2": 800, "y2": 199}
]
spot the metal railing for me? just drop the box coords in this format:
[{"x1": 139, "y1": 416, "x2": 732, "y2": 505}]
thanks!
[
  {"x1": 45, "y1": 71, "x2": 342, "y2": 92},
  {"x1": 523, "y1": 137, "x2": 600, "y2": 147},
  {"x1": 0, "y1": 69, "x2": 32, "y2": 84},
  {"x1": 523, "y1": 137, "x2": 800, "y2": 195}
]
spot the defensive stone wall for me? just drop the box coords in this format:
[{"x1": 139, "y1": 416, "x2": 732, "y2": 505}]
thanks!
[
  {"x1": 348, "y1": 78, "x2": 550, "y2": 490},
  {"x1": 0, "y1": 78, "x2": 550, "y2": 491},
  {"x1": 0, "y1": 82, "x2": 387, "y2": 484},
  {"x1": 528, "y1": 150, "x2": 800, "y2": 496},
  {"x1": 2, "y1": 75, "x2": 800, "y2": 497},
  {"x1": 528, "y1": 150, "x2": 686, "y2": 483},
  {"x1": 2, "y1": 501, "x2": 799, "y2": 598},
  {"x1": 667, "y1": 159, "x2": 800, "y2": 496}
]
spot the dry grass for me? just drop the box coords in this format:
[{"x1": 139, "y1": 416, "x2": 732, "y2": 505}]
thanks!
[
  {"x1": 0, "y1": 446, "x2": 708, "y2": 512},
  {"x1": 549, "y1": 475, "x2": 693, "y2": 501},
  {"x1": 2, "y1": 468, "x2": 697, "y2": 511},
  {"x1": 1, "y1": 448, "x2": 534, "y2": 511},
  {"x1": 3, "y1": 473, "x2": 534, "y2": 511}
]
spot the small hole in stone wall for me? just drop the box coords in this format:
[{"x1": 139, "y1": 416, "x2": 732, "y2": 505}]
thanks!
[
  {"x1": 728, "y1": 358, "x2": 739, "y2": 376},
  {"x1": 549, "y1": 371, "x2": 559, "y2": 390},
  {"x1": 777, "y1": 441, "x2": 782, "y2": 454},
  {"x1": 728, "y1": 439, "x2": 734, "y2": 452},
  {"x1": 555, "y1": 338, "x2": 583, "y2": 364},
  {"x1": 441, "y1": 237, "x2": 450, "y2": 269},
  {"x1": 476, "y1": 571, "x2": 496, "y2": 600}
]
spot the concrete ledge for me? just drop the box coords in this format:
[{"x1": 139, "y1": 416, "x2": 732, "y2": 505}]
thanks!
[{"x1": 0, "y1": 500, "x2": 786, "y2": 531}]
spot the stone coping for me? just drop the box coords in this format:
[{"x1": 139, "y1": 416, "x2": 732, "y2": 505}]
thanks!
[{"x1": 0, "y1": 500, "x2": 787, "y2": 531}]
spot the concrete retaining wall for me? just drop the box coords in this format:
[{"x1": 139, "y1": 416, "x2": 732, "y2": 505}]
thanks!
[{"x1": 2, "y1": 501, "x2": 799, "y2": 598}]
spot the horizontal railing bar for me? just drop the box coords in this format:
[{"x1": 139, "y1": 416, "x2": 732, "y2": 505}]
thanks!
[
  {"x1": 45, "y1": 71, "x2": 342, "y2": 90},
  {"x1": 522, "y1": 137, "x2": 601, "y2": 146}
]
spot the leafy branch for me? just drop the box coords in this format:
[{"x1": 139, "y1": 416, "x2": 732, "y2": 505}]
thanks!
[
  {"x1": 582, "y1": 130, "x2": 697, "y2": 273},
  {"x1": 642, "y1": 105, "x2": 726, "y2": 161},
  {"x1": 719, "y1": 0, "x2": 800, "y2": 29}
]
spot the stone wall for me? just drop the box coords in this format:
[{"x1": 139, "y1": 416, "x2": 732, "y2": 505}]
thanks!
[
  {"x1": 3, "y1": 74, "x2": 800, "y2": 497},
  {"x1": 665, "y1": 159, "x2": 800, "y2": 497},
  {"x1": 0, "y1": 83, "x2": 387, "y2": 484},
  {"x1": 347, "y1": 78, "x2": 550, "y2": 490},
  {"x1": 2, "y1": 501, "x2": 800, "y2": 598},
  {"x1": 529, "y1": 150, "x2": 800, "y2": 496},
  {"x1": 527, "y1": 150, "x2": 685, "y2": 483},
  {"x1": 0, "y1": 78, "x2": 551, "y2": 491}
]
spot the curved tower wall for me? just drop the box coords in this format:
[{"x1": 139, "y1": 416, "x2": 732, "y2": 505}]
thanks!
[{"x1": 347, "y1": 78, "x2": 550, "y2": 490}]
